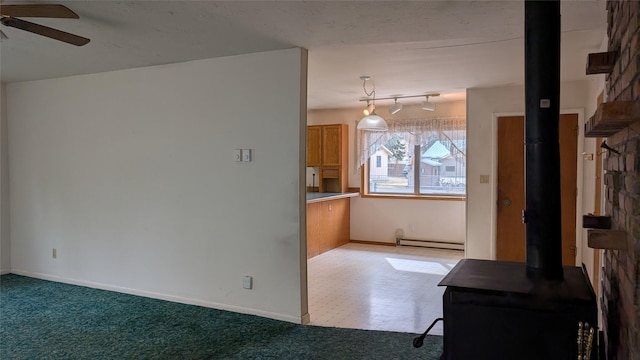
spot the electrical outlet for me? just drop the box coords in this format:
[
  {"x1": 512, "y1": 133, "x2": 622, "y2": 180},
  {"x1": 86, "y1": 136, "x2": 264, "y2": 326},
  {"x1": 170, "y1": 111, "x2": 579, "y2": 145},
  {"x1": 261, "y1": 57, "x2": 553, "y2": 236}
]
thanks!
[
  {"x1": 52, "y1": 248, "x2": 57, "y2": 259},
  {"x1": 480, "y1": 175, "x2": 490, "y2": 183},
  {"x1": 243, "y1": 276, "x2": 253, "y2": 290}
]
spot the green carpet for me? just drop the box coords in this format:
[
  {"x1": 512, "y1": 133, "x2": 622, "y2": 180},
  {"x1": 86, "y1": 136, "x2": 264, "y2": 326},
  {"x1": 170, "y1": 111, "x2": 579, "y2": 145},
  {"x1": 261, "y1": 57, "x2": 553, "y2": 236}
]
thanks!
[{"x1": 1, "y1": 274, "x2": 443, "y2": 359}]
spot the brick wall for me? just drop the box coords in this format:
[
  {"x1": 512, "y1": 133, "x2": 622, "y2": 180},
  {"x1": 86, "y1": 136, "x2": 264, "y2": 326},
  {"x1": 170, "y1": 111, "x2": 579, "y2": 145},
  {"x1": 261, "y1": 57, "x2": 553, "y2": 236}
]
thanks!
[{"x1": 601, "y1": 1, "x2": 640, "y2": 359}]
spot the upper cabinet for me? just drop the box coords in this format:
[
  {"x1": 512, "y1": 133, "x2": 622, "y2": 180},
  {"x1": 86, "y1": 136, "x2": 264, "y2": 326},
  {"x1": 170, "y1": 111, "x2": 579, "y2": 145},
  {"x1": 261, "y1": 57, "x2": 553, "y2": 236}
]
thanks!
[
  {"x1": 307, "y1": 126, "x2": 322, "y2": 167},
  {"x1": 307, "y1": 124, "x2": 348, "y2": 192},
  {"x1": 320, "y1": 125, "x2": 344, "y2": 166},
  {"x1": 307, "y1": 124, "x2": 347, "y2": 167}
]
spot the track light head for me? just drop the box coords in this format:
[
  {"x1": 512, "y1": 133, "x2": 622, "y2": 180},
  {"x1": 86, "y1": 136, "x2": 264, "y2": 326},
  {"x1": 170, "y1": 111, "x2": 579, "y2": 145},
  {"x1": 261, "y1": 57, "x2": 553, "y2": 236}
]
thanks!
[
  {"x1": 421, "y1": 96, "x2": 436, "y2": 111},
  {"x1": 389, "y1": 98, "x2": 403, "y2": 115},
  {"x1": 363, "y1": 102, "x2": 375, "y2": 116}
]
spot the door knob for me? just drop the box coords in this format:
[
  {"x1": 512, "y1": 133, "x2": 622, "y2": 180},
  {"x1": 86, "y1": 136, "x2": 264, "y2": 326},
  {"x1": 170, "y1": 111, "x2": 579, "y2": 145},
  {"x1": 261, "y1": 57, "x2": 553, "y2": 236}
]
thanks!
[{"x1": 503, "y1": 199, "x2": 512, "y2": 206}]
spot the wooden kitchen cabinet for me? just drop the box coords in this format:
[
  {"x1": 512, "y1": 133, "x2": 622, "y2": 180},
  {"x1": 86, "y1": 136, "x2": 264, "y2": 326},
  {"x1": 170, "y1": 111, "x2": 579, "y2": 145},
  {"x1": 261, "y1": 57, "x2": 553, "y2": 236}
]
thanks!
[
  {"x1": 320, "y1": 125, "x2": 344, "y2": 166},
  {"x1": 306, "y1": 201, "x2": 321, "y2": 258},
  {"x1": 306, "y1": 198, "x2": 350, "y2": 259},
  {"x1": 306, "y1": 124, "x2": 348, "y2": 192},
  {"x1": 306, "y1": 125, "x2": 322, "y2": 167}
]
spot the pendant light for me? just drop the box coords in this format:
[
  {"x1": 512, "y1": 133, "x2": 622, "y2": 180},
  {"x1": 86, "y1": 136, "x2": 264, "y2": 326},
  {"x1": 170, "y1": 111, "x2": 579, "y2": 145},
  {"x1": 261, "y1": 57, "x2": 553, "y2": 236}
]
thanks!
[
  {"x1": 357, "y1": 76, "x2": 388, "y2": 132},
  {"x1": 357, "y1": 112, "x2": 388, "y2": 131}
]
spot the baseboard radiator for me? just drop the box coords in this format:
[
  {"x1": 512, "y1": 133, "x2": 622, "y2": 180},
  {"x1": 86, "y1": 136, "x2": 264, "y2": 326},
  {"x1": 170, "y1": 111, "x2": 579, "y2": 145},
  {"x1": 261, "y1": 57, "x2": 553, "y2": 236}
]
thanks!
[{"x1": 395, "y1": 229, "x2": 464, "y2": 251}]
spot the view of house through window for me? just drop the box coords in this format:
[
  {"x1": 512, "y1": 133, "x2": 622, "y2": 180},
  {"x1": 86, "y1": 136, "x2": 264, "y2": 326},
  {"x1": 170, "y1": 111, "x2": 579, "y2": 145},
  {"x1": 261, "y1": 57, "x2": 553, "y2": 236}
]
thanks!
[{"x1": 362, "y1": 117, "x2": 466, "y2": 197}]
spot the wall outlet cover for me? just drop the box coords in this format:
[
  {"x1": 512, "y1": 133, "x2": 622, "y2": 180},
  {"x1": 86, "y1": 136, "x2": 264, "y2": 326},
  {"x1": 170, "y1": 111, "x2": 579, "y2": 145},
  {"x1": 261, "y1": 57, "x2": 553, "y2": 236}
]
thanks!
[{"x1": 242, "y1": 275, "x2": 253, "y2": 289}]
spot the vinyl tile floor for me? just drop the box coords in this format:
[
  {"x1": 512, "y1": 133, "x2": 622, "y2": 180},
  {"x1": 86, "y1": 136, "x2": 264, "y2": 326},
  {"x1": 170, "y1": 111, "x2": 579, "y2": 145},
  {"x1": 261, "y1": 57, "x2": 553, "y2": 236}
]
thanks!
[{"x1": 307, "y1": 242, "x2": 463, "y2": 335}]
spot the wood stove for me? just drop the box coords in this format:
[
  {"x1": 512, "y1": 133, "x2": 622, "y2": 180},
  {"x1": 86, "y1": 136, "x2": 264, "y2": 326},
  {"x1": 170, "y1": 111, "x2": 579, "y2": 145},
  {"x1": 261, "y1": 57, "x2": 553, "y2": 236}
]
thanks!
[
  {"x1": 433, "y1": 1, "x2": 598, "y2": 358},
  {"x1": 438, "y1": 260, "x2": 597, "y2": 359}
]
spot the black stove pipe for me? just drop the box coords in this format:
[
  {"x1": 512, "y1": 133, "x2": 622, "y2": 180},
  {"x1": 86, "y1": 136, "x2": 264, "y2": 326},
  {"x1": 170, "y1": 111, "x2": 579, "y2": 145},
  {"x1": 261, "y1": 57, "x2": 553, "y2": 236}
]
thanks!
[{"x1": 524, "y1": 0, "x2": 564, "y2": 282}]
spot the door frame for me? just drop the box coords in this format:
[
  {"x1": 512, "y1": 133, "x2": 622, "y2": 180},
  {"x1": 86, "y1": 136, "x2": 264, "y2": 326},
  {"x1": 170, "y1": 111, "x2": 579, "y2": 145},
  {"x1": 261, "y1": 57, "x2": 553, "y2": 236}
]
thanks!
[{"x1": 490, "y1": 109, "x2": 585, "y2": 265}]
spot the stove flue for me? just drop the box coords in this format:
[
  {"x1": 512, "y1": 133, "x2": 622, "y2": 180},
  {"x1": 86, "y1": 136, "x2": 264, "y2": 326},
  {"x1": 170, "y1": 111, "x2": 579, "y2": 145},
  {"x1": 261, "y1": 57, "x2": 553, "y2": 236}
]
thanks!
[{"x1": 523, "y1": 0, "x2": 564, "y2": 282}]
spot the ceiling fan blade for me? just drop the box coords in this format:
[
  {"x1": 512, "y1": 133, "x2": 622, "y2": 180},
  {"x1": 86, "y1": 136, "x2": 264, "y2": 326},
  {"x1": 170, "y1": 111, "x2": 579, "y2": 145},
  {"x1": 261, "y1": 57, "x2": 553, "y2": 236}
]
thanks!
[
  {"x1": 1, "y1": 16, "x2": 89, "y2": 46},
  {"x1": 0, "y1": 4, "x2": 79, "y2": 18}
]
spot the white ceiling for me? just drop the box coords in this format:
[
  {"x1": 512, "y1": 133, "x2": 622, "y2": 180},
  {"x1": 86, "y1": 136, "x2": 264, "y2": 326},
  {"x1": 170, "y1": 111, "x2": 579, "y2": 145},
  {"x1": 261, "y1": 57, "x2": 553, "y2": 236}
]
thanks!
[{"x1": 0, "y1": 1, "x2": 607, "y2": 110}]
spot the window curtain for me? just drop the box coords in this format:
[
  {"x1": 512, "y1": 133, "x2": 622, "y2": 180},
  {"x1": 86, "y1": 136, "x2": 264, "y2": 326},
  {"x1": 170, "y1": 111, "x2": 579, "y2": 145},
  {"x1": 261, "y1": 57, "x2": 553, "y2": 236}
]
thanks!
[{"x1": 355, "y1": 116, "x2": 466, "y2": 171}]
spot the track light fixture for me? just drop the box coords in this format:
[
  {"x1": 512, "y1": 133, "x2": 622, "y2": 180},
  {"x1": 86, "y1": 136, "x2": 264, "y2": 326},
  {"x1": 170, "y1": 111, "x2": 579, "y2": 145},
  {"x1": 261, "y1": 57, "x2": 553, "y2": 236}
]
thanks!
[
  {"x1": 389, "y1": 98, "x2": 403, "y2": 115},
  {"x1": 357, "y1": 76, "x2": 439, "y2": 121}
]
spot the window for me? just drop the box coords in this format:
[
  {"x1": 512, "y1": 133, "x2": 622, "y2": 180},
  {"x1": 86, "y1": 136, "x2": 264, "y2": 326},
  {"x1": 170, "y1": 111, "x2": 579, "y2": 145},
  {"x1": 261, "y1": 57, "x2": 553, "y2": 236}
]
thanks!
[{"x1": 358, "y1": 116, "x2": 466, "y2": 198}]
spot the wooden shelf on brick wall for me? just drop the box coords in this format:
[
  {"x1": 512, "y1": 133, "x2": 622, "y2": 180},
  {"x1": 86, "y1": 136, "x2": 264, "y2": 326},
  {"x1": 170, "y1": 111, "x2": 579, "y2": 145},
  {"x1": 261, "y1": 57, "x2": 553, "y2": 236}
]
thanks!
[
  {"x1": 584, "y1": 100, "x2": 640, "y2": 137},
  {"x1": 587, "y1": 230, "x2": 627, "y2": 250},
  {"x1": 585, "y1": 51, "x2": 616, "y2": 75}
]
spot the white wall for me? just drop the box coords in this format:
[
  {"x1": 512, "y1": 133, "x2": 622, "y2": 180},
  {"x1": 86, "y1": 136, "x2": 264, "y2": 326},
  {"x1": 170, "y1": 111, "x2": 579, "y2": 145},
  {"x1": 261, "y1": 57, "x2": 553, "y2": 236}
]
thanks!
[
  {"x1": 308, "y1": 101, "x2": 466, "y2": 244},
  {"x1": 7, "y1": 48, "x2": 309, "y2": 323},
  {"x1": 0, "y1": 84, "x2": 10, "y2": 274},
  {"x1": 351, "y1": 197, "x2": 465, "y2": 244},
  {"x1": 466, "y1": 80, "x2": 597, "y2": 262}
]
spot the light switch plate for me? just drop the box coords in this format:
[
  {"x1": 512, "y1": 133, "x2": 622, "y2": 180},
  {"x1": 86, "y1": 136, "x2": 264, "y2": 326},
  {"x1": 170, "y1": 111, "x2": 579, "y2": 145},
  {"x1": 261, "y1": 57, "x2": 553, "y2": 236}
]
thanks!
[
  {"x1": 242, "y1": 149, "x2": 252, "y2": 162},
  {"x1": 233, "y1": 149, "x2": 242, "y2": 162}
]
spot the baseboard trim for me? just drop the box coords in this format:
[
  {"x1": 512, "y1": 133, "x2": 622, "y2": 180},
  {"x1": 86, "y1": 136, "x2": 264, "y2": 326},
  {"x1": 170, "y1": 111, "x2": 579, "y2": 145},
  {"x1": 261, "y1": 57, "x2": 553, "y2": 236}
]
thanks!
[
  {"x1": 9, "y1": 269, "x2": 306, "y2": 324},
  {"x1": 0, "y1": 269, "x2": 11, "y2": 275},
  {"x1": 349, "y1": 239, "x2": 396, "y2": 247},
  {"x1": 301, "y1": 312, "x2": 311, "y2": 325}
]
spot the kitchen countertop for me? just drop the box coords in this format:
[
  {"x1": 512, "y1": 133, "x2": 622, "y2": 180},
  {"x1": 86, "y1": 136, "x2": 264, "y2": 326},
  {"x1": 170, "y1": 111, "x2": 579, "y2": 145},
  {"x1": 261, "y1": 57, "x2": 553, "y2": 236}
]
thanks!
[{"x1": 306, "y1": 192, "x2": 359, "y2": 203}]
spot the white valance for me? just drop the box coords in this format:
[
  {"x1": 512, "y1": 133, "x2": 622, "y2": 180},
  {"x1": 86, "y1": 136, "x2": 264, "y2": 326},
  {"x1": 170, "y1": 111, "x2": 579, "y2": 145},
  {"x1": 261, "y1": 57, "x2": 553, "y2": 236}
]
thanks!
[{"x1": 356, "y1": 116, "x2": 466, "y2": 171}]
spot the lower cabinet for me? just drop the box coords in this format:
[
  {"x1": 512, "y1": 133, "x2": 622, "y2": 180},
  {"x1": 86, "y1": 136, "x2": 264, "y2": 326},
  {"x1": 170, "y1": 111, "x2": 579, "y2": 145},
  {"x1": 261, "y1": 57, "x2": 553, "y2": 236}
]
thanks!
[
  {"x1": 307, "y1": 202, "x2": 321, "y2": 258},
  {"x1": 306, "y1": 198, "x2": 350, "y2": 259}
]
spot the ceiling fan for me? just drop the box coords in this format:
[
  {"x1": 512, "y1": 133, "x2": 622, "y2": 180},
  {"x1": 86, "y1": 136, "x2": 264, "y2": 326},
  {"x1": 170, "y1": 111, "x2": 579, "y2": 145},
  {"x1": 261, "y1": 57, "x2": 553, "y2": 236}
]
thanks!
[{"x1": 0, "y1": 4, "x2": 90, "y2": 46}]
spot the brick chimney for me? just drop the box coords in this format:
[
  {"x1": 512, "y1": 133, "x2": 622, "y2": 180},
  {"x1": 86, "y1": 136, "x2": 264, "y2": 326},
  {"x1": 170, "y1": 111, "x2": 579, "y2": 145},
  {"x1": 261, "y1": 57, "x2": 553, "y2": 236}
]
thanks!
[{"x1": 600, "y1": 1, "x2": 640, "y2": 359}]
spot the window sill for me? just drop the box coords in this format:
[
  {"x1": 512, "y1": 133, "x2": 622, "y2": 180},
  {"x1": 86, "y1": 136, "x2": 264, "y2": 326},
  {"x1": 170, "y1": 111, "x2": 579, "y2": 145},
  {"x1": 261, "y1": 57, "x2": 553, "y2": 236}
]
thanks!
[{"x1": 360, "y1": 193, "x2": 466, "y2": 201}]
